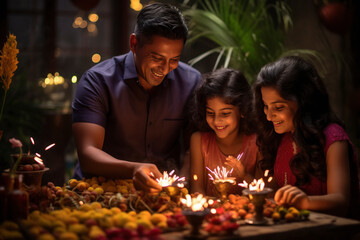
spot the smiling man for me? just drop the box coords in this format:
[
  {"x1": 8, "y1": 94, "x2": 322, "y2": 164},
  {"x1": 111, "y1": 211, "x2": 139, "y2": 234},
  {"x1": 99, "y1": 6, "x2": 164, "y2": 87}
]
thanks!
[{"x1": 72, "y1": 3, "x2": 201, "y2": 192}]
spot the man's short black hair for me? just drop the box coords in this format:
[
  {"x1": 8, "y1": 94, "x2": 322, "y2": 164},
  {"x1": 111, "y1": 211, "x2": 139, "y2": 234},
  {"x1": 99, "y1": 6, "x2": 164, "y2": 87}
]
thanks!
[{"x1": 134, "y1": 2, "x2": 188, "y2": 45}]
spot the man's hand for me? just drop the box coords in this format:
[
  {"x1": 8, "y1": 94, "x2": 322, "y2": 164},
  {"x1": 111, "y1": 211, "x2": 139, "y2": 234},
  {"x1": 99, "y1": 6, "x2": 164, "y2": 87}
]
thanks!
[{"x1": 132, "y1": 163, "x2": 163, "y2": 193}]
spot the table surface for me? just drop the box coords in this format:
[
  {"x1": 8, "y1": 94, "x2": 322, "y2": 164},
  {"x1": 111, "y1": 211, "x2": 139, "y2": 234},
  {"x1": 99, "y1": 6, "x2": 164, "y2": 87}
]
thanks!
[{"x1": 162, "y1": 211, "x2": 360, "y2": 240}]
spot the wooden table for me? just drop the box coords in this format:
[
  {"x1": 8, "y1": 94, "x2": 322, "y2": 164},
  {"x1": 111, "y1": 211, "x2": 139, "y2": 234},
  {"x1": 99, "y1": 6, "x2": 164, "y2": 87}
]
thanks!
[{"x1": 162, "y1": 211, "x2": 360, "y2": 240}]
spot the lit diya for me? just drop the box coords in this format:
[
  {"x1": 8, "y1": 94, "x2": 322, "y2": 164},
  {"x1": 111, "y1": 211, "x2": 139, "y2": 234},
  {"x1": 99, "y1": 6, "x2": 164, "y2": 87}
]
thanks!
[
  {"x1": 207, "y1": 166, "x2": 236, "y2": 200},
  {"x1": 239, "y1": 171, "x2": 273, "y2": 225},
  {"x1": 181, "y1": 194, "x2": 210, "y2": 238},
  {"x1": 7, "y1": 137, "x2": 54, "y2": 187},
  {"x1": 154, "y1": 170, "x2": 186, "y2": 197}
]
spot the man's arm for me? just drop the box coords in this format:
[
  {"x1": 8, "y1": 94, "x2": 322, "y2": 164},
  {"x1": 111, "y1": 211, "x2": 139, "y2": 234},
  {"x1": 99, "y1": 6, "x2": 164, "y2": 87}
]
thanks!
[{"x1": 72, "y1": 122, "x2": 162, "y2": 192}]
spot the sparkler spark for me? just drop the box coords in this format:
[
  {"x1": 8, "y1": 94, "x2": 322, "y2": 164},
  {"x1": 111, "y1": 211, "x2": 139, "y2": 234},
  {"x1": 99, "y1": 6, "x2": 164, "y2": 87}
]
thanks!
[
  {"x1": 34, "y1": 156, "x2": 44, "y2": 165},
  {"x1": 30, "y1": 137, "x2": 35, "y2": 145},
  {"x1": 156, "y1": 170, "x2": 185, "y2": 187},
  {"x1": 206, "y1": 166, "x2": 233, "y2": 180},
  {"x1": 236, "y1": 152, "x2": 244, "y2": 161},
  {"x1": 45, "y1": 143, "x2": 55, "y2": 151}
]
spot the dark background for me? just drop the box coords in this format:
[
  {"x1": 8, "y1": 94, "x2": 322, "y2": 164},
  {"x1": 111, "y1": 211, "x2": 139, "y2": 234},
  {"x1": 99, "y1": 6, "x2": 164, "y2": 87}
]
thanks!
[{"x1": 0, "y1": 0, "x2": 359, "y2": 186}]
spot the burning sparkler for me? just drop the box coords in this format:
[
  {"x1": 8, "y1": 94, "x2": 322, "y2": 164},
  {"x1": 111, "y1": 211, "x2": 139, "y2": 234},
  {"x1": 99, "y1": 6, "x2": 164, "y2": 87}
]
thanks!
[
  {"x1": 155, "y1": 170, "x2": 185, "y2": 187},
  {"x1": 206, "y1": 166, "x2": 233, "y2": 181}
]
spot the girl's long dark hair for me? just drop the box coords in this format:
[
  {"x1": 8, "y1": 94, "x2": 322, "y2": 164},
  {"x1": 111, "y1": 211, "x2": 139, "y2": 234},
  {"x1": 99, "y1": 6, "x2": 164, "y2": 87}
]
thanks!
[
  {"x1": 253, "y1": 56, "x2": 344, "y2": 185},
  {"x1": 191, "y1": 68, "x2": 255, "y2": 135}
]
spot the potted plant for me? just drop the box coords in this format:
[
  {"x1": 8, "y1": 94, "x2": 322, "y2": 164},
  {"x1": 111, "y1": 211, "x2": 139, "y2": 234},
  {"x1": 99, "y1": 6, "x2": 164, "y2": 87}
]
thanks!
[{"x1": 182, "y1": 0, "x2": 324, "y2": 83}]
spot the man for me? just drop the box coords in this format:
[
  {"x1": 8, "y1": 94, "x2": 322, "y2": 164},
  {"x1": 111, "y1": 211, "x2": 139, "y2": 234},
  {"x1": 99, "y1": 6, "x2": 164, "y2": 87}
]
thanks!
[{"x1": 72, "y1": 2, "x2": 201, "y2": 192}]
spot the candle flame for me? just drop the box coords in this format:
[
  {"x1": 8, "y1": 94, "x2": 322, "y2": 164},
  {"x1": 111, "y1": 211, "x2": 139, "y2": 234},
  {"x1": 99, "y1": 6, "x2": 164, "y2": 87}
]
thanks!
[
  {"x1": 264, "y1": 169, "x2": 269, "y2": 177},
  {"x1": 268, "y1": 176, "x2": 273, "y2": 182},
  {"x1": 181, "y1": 194, "x2": 207, "y2": 211},
  {"x1": 35, "y1": 153, "x2": 41, "y2": 157},
  {"x1": 193, "y1": 174, "x2": 198, "y2": 181},
  {"x1": 156, "y1": 170, "x2": 185, "y2": 187},
  {"x1": 206, "y1": 166, "x2": 233, "y2": 180}
]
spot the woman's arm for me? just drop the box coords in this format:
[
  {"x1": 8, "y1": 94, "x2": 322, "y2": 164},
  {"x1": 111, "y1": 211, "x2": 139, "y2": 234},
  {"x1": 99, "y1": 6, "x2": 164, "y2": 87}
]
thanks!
[
  {"x1": 274, "y1": 141, "x2": 351, "y2": 216},
  {"x1": 189, "y1": 132, "x2": 205, "y2": 194}
]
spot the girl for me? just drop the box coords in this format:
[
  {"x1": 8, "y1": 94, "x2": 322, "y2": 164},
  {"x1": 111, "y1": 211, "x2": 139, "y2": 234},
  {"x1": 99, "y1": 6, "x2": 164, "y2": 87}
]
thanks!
[
  {"x1": 253, "y1": 56, "x2": 360, "y2": 218},
  {"x1": 189, "y1": 68, "x2": 262, "y2": 196}
]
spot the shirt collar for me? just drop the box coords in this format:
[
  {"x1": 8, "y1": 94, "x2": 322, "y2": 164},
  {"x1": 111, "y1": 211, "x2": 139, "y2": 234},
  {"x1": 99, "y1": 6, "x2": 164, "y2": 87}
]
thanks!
[{"x1": 123, "y1": 51, "x2": 174, "y2": 87}]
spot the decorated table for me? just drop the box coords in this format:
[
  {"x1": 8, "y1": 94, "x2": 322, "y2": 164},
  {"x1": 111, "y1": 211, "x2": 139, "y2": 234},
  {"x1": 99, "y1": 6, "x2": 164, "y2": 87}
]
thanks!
[{"x1": 1, "y1": 169, "x2": 360, "y2": 240}]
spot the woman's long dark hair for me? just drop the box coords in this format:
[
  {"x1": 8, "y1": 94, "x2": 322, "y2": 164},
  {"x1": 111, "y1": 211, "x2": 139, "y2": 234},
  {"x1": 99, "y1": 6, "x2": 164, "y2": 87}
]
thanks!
[
  {"x1": 191, "y1": 68, "x2": 255, "y2": 135},
  {"x1": 253, "y1": 56, "x2": 344, "y2": 185}
]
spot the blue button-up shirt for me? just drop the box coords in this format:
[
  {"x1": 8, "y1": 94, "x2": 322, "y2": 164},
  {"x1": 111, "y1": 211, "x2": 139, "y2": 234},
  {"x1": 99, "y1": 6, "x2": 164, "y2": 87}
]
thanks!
[{"x1": 72, "y1": 51, "x2": 201, "y2": 178}]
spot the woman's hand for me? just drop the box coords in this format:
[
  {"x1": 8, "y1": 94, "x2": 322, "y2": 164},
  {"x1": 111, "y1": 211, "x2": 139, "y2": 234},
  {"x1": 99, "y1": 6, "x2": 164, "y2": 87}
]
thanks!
[
  {"x1": 132, "y1": 163, "x2": 163, "y2": 193},
  {"x1": 224, "y1": 155, "x2": 245, "y2": 179},
  {"x1": 274, "y1": 185, "x2": 310, "y2": 209}
]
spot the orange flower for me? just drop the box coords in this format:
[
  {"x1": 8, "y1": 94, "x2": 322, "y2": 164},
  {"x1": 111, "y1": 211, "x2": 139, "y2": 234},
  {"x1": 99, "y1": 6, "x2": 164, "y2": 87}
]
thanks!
[
  {"x1": 0, "y1": 33, "x2": 19, "y2": 123},
  {"x1": 0, "y1": 33, "x2": 19, "y2": 91}
]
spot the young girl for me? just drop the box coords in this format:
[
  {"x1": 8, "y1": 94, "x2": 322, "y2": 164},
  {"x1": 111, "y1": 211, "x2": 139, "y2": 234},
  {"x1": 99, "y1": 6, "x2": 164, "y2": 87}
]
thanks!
[
  {"x1": 253, "y1": 56, "x2": 360, "y2": 218},
  {"x1": 189, "y1": 68, "x2": 262, "y2": 196}
]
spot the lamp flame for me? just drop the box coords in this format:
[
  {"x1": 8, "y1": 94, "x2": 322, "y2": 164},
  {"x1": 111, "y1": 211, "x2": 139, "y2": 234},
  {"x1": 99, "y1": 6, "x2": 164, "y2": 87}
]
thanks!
[
  {"x1": 239, "y1": 178, "x2": 265, "y2": 192},
  {"x1": 181, "y1": 194, "x2": 207, "y2": 211}
]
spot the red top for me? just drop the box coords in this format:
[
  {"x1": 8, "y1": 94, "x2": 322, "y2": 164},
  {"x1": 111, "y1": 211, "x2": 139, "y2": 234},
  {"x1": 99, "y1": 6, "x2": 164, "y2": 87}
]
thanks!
[
  {"x1": 201, "y1": 132, "x2": 259, "y2": 196},
  {"x1": 274, "y1": 123, "x2": 359, "y2": 215}
]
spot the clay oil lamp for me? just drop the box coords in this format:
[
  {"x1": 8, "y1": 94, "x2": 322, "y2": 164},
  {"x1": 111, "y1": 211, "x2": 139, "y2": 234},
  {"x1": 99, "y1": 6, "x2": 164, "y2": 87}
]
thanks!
[
  {"x1": 155, "y1": 170, "x2": 186, "y2": 197},
  {"x1": 207, "y1": 166, "x2": 236, "y2": 201},
  {"x1": 239, "y1": 170, "x2": 273, "y2": 225},
  {"x1": 181, "y1": 194, "x2": 210, "y2": 239}
]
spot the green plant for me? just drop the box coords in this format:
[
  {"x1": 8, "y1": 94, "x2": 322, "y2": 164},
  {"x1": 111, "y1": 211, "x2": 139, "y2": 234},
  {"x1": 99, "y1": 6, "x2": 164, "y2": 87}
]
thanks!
[
  {"x1": 182, "y1": 0, "x2": 324, "y2": 83},
  {"x1": 0, "y1": 74, "x2": 44, "y2": 171}
]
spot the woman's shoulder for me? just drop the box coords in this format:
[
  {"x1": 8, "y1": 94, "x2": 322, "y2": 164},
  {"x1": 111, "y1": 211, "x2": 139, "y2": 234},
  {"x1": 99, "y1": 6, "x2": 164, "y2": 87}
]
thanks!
[
  {"x1": 324, "y1": 123, "x2": 349, "y2": 140},
  {"x1": 323, "y1": 123, "x2": 350, "y2": 152}
]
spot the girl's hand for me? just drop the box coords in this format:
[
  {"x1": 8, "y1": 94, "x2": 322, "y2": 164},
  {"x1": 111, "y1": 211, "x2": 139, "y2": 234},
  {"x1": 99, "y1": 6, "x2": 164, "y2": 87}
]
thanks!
[
  {"x1": 225, "y1": 155, "x2": 245, "y2": 179},
  {"x1": 274, "y1": 185, "x2": 310, "y2": 209}
]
